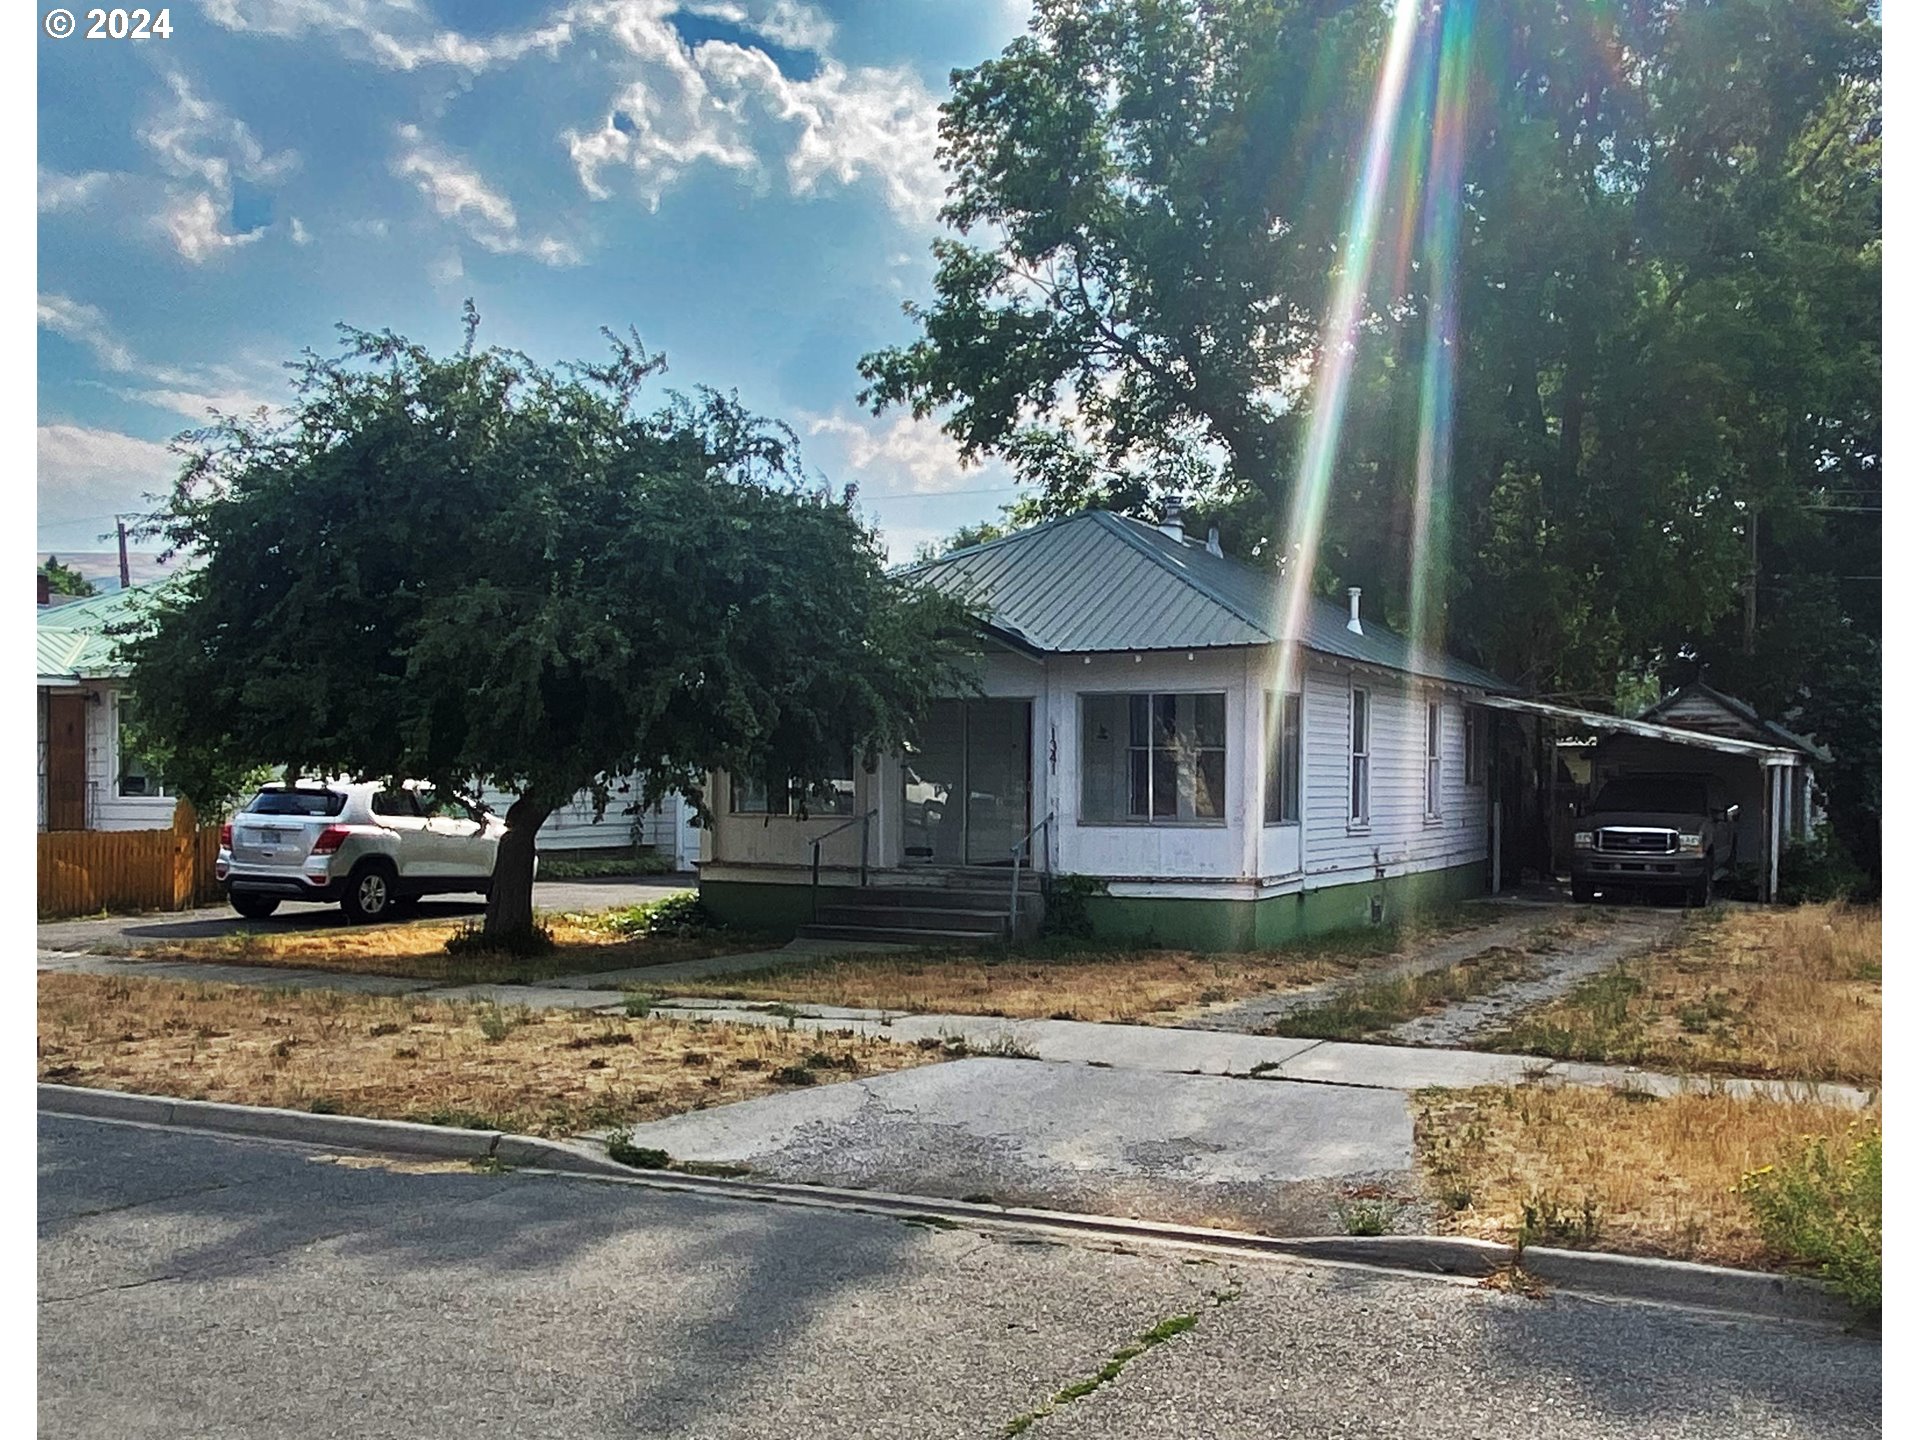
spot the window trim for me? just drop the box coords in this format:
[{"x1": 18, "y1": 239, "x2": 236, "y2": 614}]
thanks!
[
  {"x1": 112, "y1": 693, "x2": 172, "y2": 801},
  {"x1": 1348, "y1": 685, "x2": 1370, "y2": 829},
  {"x1": 1078, "y1": 690, "x2": 1230, "y2": 828},
  {"x1": 1424, "y1": 698, "x2": 1444, "y2": 823},
  {"x1": 1263, "y1": 689, "x2": 1303, "y2": 827}
]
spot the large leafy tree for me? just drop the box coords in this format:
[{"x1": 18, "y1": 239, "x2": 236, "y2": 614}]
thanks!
[
  {"x1": 864, "y1": 0, "x2": 1879, "y2": 876},
  {"x1": 125, "y1": 311, "x2": 973, "y2": 939},
  {"x1": 41, "y1": 555, "x2": 96, "y2": 597}
]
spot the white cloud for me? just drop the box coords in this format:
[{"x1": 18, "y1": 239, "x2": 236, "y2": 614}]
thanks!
[
  {"x1": 39, "y1": 292, "x2": 282, "y2": 419},
  {"x1": 393, "y1": 125, "x2": 583, "y2": 264},
  {"x1": 804, "y1": 409, "x2": 980, "y2": 494},
  {"x1": 137, "y1": 73, "x2": 298, "y2": 263},
  {"x1": 427, "y1": 248, "x2": 465, "y2": 286},
  {"x1": 688, "y1": 0, "x2": 835, "y2": 52},
  {"x1": 38, "y1": 168, "x2": 110, "y2": 212},
  {"x1": 38, "y1": 294, "x2": 138, "y2": 372},
  {"x1": 37, "y1": 424, "x2": 181, "y2": 526},
  {"x1": 162, "y1": 192, "x2": 267, "y2": 263},
  {"x1": 289, "y1": 216, "x2": 312, "y2": 245},
  {"x1": 200, "y1": 0, "x2": 572, "y2": 72}
]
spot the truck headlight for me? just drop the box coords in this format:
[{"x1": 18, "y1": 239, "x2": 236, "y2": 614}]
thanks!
[
  {"x1": 1572, "y1": 832, "x2": 1594, "y2": 850},
  {"x1": 1677, "y1": 834, "x2": 1704, "y2": 855}
]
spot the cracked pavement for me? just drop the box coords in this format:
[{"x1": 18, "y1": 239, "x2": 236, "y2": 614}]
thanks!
[{"x1": 39, "y1": 1117, "x2": 1879, "y2": 1439}]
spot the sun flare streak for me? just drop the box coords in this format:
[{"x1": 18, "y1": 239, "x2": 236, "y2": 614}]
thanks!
[
  {"x1": 1269, "y1": 0, "x2": 1427, "y2": 706},
  {"x1": 1406, "y1": 0, "x2": 1476, "y2": 677}
]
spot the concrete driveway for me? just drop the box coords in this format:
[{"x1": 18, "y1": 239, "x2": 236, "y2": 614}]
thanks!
[
  {"x1": 39, "y1": 1118, "x2": 1880, "y2": 1440},
  {"x1": 620, "y1": 1055, "x2": 1415, "y2": 1235},
  {"x1": 37, "y1": 874, "x2": 693, "y2": 954}
]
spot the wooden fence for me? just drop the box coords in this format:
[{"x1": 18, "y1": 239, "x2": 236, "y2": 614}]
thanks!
[{"x1": 38, "y1": 802, "x2": 224, "y2": 919}]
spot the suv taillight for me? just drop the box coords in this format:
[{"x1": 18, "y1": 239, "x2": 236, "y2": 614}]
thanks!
[
  {"x1": 311, "y1": 826, "x2": 351, "y2": 856},
  {"x1": 219, "y1": 822, "x2": 232, "y2": 849}
]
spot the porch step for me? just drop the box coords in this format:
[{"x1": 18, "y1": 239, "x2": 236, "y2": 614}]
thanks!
[{"x1": 794, "y1": 924, "x2": 1005, "y2": 946}]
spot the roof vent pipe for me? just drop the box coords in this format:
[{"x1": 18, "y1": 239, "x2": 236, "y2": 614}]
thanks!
[
  {"x1": 1205, "y1": 526, "x2": 1223, "y2": 558},
  {"x1": 1158, "y1": 497, "x2": 1187, "y2": 543},
  {"x1": 1348, "y1": 587, "x2": 1364, "y2": 635}
]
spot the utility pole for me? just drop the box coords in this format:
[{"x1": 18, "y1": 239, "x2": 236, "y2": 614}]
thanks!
[
  {"x1": 1742, "y1": 507, "x2": 1759, "y2": 656},
  {"x1": 116, "y1": 518, "x2": 131, "y2": 591}
]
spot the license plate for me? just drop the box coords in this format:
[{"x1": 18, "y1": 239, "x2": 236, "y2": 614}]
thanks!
[{"x1": 258, "y1": 828, "x2": 283, "y2": 843}]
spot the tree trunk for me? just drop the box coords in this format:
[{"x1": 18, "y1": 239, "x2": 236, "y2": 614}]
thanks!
[{"x1": 484, "y1": 794, "x2": 554, "y2": 941}]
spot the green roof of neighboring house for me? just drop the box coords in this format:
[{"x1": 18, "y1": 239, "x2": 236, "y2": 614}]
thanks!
[
  {"x1": 36, "y1": 585, "x2": 156, "y2": 682},
  {"x1": 906, "y1": 510, "x2": 1513, "y2": 692}
]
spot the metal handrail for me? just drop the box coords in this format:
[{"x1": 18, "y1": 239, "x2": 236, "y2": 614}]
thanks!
[
  {"x1": 1007, "y1": 811, "x2": 1055, "y2": 943},
  {"x1": 810, "y1": 807, "x2": 879, "y2": 921}
]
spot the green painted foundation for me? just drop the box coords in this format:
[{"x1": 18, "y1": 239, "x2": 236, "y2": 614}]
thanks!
[
  {"x1": 697, "y1": 878, "x2": 822, "y2": 939},
  {"x1": 701, "y1": 861, "x2": 1488, "y2": 952},
  {"x1": 1085, "y1": 862, "x2": 1490, "y2": 953}
]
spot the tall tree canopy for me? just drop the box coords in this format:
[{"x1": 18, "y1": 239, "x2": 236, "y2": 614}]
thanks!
[
  {"x1": 41, "y1": 555, "x2": 96, "y2": 597},
  {"x1": 126, "y1": 310, "x2": 973, "y2": 938},
  {"x1": 863, "y1": 0, "x2": 1879, "y2": 879}
]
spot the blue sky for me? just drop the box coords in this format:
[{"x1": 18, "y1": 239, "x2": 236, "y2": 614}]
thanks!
[{"x1": 37, "y1": 0, "x2": 1032, "y2": 563}]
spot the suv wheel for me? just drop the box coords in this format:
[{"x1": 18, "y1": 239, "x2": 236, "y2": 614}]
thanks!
[
  {"x1": 231, "y1": 893, "x2": 280, "y2": 920},
  {"x1": 343, "y1": 864, "x2": 395, "y2": 924}
]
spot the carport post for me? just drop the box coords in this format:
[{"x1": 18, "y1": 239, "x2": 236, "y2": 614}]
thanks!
[{"x1": 1767, "y1": 762, "x2": 1786, "y2": 904}]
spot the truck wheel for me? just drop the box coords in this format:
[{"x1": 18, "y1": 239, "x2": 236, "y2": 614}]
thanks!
[
  {"x1": 342, "y1": 863, "x2": 396, "y2": 924},
  {"x1": 1690, "y1": 867, "x2": 1715, "y2": 909},
  {"x1": 231, "y1": 894, "x2": 280, "y2": 920}
]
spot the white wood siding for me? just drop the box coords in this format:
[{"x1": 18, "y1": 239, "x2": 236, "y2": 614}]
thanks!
[{"x1": 1300, "y1": 658, "x2": 1488, "y2": 886}]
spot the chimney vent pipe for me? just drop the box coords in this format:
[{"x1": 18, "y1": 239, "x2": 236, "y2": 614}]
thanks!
[{"x1": 1348, "y1": 587, "x2": 1364, "y2": 635}]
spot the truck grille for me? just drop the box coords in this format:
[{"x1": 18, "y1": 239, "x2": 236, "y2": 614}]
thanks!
[{"x1": 1598, "y1": 827, "x2": 1678, "y2": 855}]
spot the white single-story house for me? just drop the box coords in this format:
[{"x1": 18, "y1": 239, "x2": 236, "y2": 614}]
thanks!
[
  {"x1": 36, "y1": 585, "x2": 698, "y2": 866},
  {"x1": 698, "y1": 510, "x2": 1514, "y2": 949}
]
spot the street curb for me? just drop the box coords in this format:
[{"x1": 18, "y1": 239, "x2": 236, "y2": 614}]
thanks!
[
  {"x1": 36, "y1": 1085, "x2": 638, "y2": 1179},
  {"x1": 38, "y1": 1085, "x2": 1857, "y2": 1326}
]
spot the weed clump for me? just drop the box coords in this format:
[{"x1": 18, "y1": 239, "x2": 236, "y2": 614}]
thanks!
[{"x1": 1739, "y1": 1124, "x2": 1881, "y2": 1313}]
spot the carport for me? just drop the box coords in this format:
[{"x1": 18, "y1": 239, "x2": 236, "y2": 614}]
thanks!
[{"x1": 1479, "y1": 695, "x2": 1809, "y2": 903}]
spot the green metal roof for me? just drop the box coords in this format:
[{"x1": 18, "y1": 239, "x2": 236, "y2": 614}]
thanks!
[
  {"x1": 36, "y1": 585, "x2": 154, "y2": 681},
  {"x1": 906, "y1": 511, "x2": 1513, "y2": 692}
]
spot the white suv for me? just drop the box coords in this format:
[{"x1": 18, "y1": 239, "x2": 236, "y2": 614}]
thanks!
[{"x1": 217, "y1": 780, "x2": 511, "y2": 923}]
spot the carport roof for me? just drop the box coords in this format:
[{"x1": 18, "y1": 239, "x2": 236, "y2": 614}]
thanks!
[{"x1": 1480, "y1": 694, "x2": 1805, "y2": 765}]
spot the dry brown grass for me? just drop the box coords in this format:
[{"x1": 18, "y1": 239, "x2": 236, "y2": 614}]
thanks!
[
  {"x1": 38, "y1": 972, "x2": 932, "y2": 1138},
  {"x1": 1416, "y1": 1082, "x2": 1877, "y2": 1269},
  {"x1": 658, "y1": 946, "x2": 1371, "y2": 1023},
  {"x1": 118, "y1": 913, "x2": 762, "y2": 984},
  {"x1": 1482, "y1": 903, "x2": 1881, "y2": 1086},
  {"x1": 659, "y1": 904, "x2": 1542, "y2": 1024}
]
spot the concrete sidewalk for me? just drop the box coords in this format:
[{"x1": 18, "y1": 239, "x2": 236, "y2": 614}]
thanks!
[{"x1": 641, "y1": 996, "x2": 1878, "y2": 1106}]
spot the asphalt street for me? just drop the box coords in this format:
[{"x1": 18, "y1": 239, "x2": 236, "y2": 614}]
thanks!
[{"x1": 39, "y1": 1117, "x2": 1880, "y2": 1440}]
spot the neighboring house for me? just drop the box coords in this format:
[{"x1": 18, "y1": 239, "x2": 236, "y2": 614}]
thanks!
[
  {"x1": 37, "y1": 587, "x2": 177, "y2": 832},
  {"x1": 1600, "y1": 679, "x2": 1826, "y2": 862},
  {"x1": 698, "y1": 510, "x2": 1514, "y2": 950},
  {"x1": 35, "y1": 586, "x2": 697, "y2": 866}
]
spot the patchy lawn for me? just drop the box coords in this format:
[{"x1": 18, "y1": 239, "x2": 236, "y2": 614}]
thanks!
[
  {"x1": 115, "y1": 910, "x2": 768, "y2": 986},
  {"x1": 37, "y1": 972, "x2": 932, "y2": 1138},
  {"x1": 1414, "y1": 1083, "x2": 1878, "y2": 1270},
  {"x1": 1266, "y1": 945, "x2": 1542, "y2": 1040},
  {"x1": 1476, "y1": 903, "x2": 1880, "y2": 1086},
  {"x1": 646, "y1": 906, "x2": 1514, "y2": 1023}
]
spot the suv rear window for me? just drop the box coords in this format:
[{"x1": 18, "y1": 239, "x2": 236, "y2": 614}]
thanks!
[{"x1": 246, "y1": 789, "x2": 347, "y2": 818}]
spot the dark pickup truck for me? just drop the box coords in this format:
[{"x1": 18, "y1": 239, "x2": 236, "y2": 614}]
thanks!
[{"x1": 1571, "y1": 772, "x2": 1739, "y2": 906}]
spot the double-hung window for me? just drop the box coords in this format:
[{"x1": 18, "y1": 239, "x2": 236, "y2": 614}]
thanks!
[
  {"x1": 730, "y1": 761, "x2": 856, "y2": 817},
  {"x1": 1425, "y1": 700, "x2": 1443, "y2": 820},
  {"x1": 1263, "y1": 692, "x2": 1302, "y2": 824},
  {"x1": 1349, "y1": 687, "x2": 1370, "y2": 825},
  {"x1": 114, "y1": 695, "x2": 170, "y2": 800},
  {"x1": 1081, "y1": 692, "x2": 1227, "y2": 823}
]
